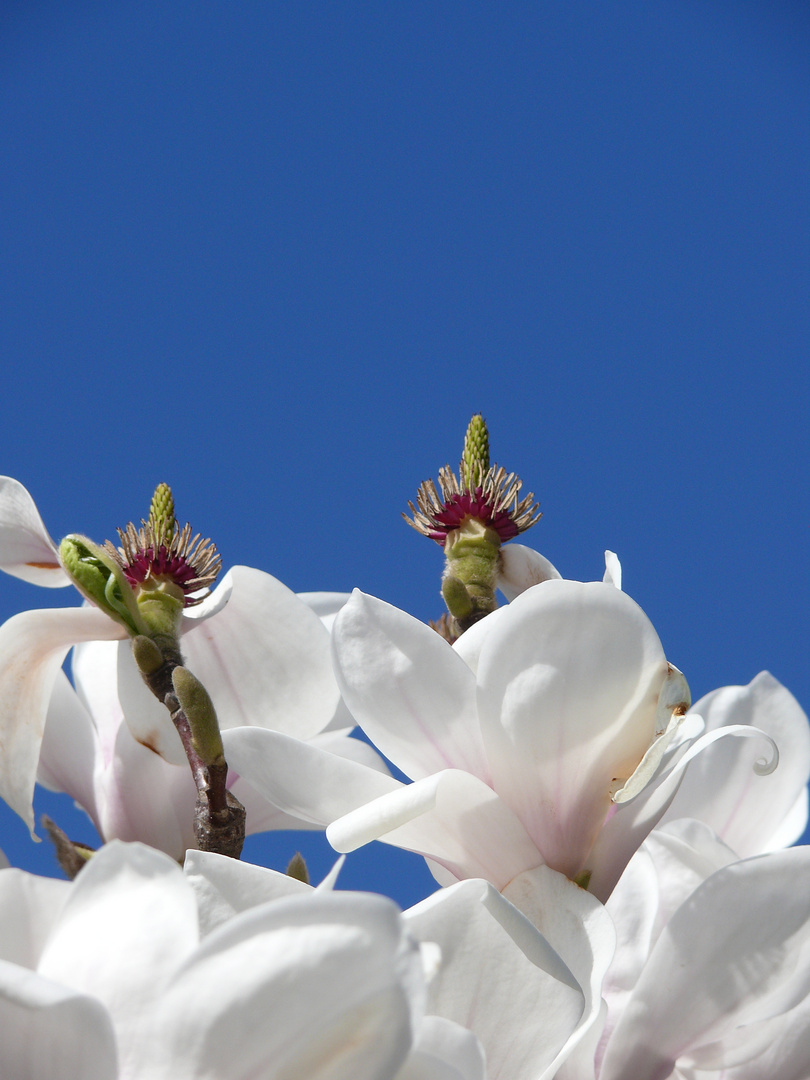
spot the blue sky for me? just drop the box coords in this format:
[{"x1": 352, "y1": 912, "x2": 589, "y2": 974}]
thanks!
[{"x1": 0, "y1": 2, "x2": 808, "y2": 907}]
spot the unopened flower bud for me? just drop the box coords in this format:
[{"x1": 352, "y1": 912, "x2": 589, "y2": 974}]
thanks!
[
  {"x1": 171, "y1": 666, "x2": 225, "y2": 769},
  {"x1": 59, "y1": 535, "x2": 145, "y2": 635}
]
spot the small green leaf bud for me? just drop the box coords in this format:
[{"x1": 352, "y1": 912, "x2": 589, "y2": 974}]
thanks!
[
  {"x1": 131, "y1": 634, "x2": 165, "y2": 675},
  {"x1": 286, "y1": 852, "x2": 310, "y2": 884},
  {"x1": 441, "y1": 574, "x2": 474, "y2": 621},
  {"x1": 171, "y1": 666, "x2": 225, "y2": 768}
]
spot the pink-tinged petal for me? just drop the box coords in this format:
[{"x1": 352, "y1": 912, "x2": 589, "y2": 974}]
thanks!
[
  {"x1": 477, "y1": 580, "x2": 669, "y2": 879},
  {"x1": 0, "y1": 476, "x2": 69, "y2": 587},
  {"x1": 0, "y1": 607, "x2": 126, "y2": 835},
  {"x1": 181, "y1": 566, "x2": 339, "y2": 739},
  {"x1": 602, "y1": 551, "x2": 622, "y2": 589},
  {"x1": 600, "y1": 848, "x2": 810, "y2": 1080},
  {"x1": 184, "y1": 850, "x2": 313, "y2": 936},
  {"x1": 0, "y1": 960, "x2": 118, "y2": 1080},
  {"x1": 497, "y1": 544, "x2": 562, "y2": 601},
  {"x1": 333, "y1": 591, "x2": 489, "y2": 782},
  {"x1": 94, "y1": 721, "x2": 197, "y2": 857},
  {"x1": 397, "y1": 1016, "x2": 487, "y2": 1080},
  {"x1": 406, "y1": 878, "x2": 586, "y2": 1080},
  {"x1": 503, "y1": 865, "x2": 616, "y2": 1078},
  {"x1": 38, "y1": 842, "x2": 199, "y2": 1078},
  {"x1": 328, "y1": 770, "x2": 543, "y2": 889},
  {"x1": 135, "y1": 892, "x2": 422, "y2": 1080},
  {"x1": 660, "y1": 672, "x2": 810, "y2": 854},
  {"x1": 222, "y1": 726, "x2": 402, "y2": 827},
  {"x1": 0, "y1": 870, "x2": 70, "y2": 968}
]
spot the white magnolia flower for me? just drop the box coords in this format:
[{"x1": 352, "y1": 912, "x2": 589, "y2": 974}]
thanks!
[
  {"x1": 0, "y1": 840, "x2": 485, "y2": 1080},
  {"x1": 565, "y1": 822, "x2": 810, "y2": 1080},
  {"x1": 0, "y1": 477, "x2": 381, "y2": 849},
  {"x1": 225, "y1": 579, "x2": 774, "y2": 903}
]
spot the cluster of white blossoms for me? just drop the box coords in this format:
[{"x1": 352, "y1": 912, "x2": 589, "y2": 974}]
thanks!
[{"x1": 0, "y1": 416, "x2": 809, "y2": 1079}]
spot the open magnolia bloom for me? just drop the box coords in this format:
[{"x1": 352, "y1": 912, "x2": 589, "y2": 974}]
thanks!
[
  {"x1": 0, "y1": 476, "x2": 381, "y2": 846},
  {"x1": 560, "y1": 821, "x2": 810, "y2": 1080},
  {"x1": 224, "y1": 579, "x2": 774, "y2": 904},
  {"x1": 0, "y1": 841, "x2": 487, "y2": 1080}
]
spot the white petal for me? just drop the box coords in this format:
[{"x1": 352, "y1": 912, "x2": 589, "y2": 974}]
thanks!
[
  {"x1": 72, "y1": 638, "x2": 127, "y2": 764},
  {"x1": 94, "y1": 720, "x2": 198, "y2": 857},
  {"x1": 602, "y1": 551, "x2": 622, "y2": 589},
  {"x1": 600, "y1": 848, "x2": 810, "y2": 1080},
  {"x1": 0, "y1": 960, "x2": 118, "y2": 1080},
  {"x1": 181, "y1": 566, "x2": 340, "y2": 739},
  {"x1": 333, "y1": 591, "x2": 490, "y2": 782},
  {"x1": 396, "y1": 1016, "x2": 487, "y2": 1080},
  {"x1": 497, "y1": 543, "x2": 562, "y2": 601},
  {"x1": 184, "y1": 849, "x2": 313, "y2": 936},
  {"x1": 0, "y1": 477, "x2": 69, "y2": 587},
  {"x1": 660, "y1": 672, "x2": 810, "y2": 855},
  {"x1": 36, "y1": 670, "x2": 101, "y2": 829},
  {"x1": 297, "y1": 591, "x2": 352, "y2": 631},
  {"x1": 406, "y1": 879, "x2": 586, "y2": 1080},
  {"x1": 0, "y1": 870, "x2": 70, "y2": 968},
  {"x1": 38, "y1": 842, "x2": 199, "y2": 1078},
  {"x1": 116, "y1": 641, "x2": 187, "y2": 764},
  {"x1": 503, "y1": 865, "x2": 616, "y2": 1077},
  {"x1": 328, "y1": 770, "x2": 544, "y2": 889},
  {"x1": 135, "y1": 892, "x2": 422, "y2": 1080},
  {"x1": 477, "y1": 580, "x2": 669, "y2": 878},
  {"x1": 223, "y1": 726, "x2": 402, "y2": 827},
  {"x1": 0, "y1": 607, "x2": 125, "y2": 834}
]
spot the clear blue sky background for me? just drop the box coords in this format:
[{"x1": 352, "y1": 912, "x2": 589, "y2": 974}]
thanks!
[{"x1": 0, "y1": 1, "x2": 808, "y2": 908}]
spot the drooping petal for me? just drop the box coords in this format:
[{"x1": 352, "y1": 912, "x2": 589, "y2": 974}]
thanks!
[
  {"x1": 181, "y1": 566, "x2": 340, "y2": 739},
  {"x1": 133, "y1": 892, "x2": 423, "y2": 1080},
  {"x1": 222, "y1": 726, "x2": 402, "y2": 828},
  {"x1": 333, "y1": 591, "x2": 489, "y2": 783},
  {"x1": 37, "y1": 842, "x2": 199, "y2": 1079},
  {"x1": 328, "y1": 769, "x2": 544, "y2": 889},
  {"x1": 497, "y1": 543, "x2": 562, "y2": 601},
  {"x1": 0, "y1": 606, "x2": 126, "y2": 834},
  {"x1": 0, "y1": 960, "x2": 118, "y2": 1080},
  {"x1": 477, "y1": 580, "x2": 670, "y2": 879},
  {"x1": 115, "y1": 642, "x2": 187, "y2": 765},
  {"x1": 71, "y1": 639, "x2": 128, "y2": 766},
  {"x1": 0, "y1": 476, "x2": 69, "y2": 587},
  {"x1": 406, "y1": 878, "x2": 586, "y2": 1080},
  {"x1": 659, "y1": 672, "x2": 810, "y2": 854},
  {"x1": 599, "y1": 847, "x2": 810, "y2": 1080}
]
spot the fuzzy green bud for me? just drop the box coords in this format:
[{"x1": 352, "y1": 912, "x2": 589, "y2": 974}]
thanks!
[
  {"x1": 148, "y1": 483, "x2": 175, "y2": 545},
  {"x1": 131, "y1": 634, "x2": 165, "y2": 675},
  {"x1": 59, "y1": 535, "x2": 145, "y2": 635},
  {"x1": 286, "y1": 852, "x2": 310, "y2": 884},
  {"x1": 135, "y1": 581, "x2": 185, "y2": 642},
  {"x1": 462, "y1": 414, "x2": 490, "y2": 490},
  {"x1": 171, "y1": 666, "x2": 225, "y2": 768}
]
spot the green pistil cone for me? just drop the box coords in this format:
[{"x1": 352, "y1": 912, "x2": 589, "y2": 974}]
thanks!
[
  {"x1": 462, "y1": 414, "x2": 489, "y2": 489},
  {"x1": 149, "y1": 482, "x2": 175, "y2": 544}
]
